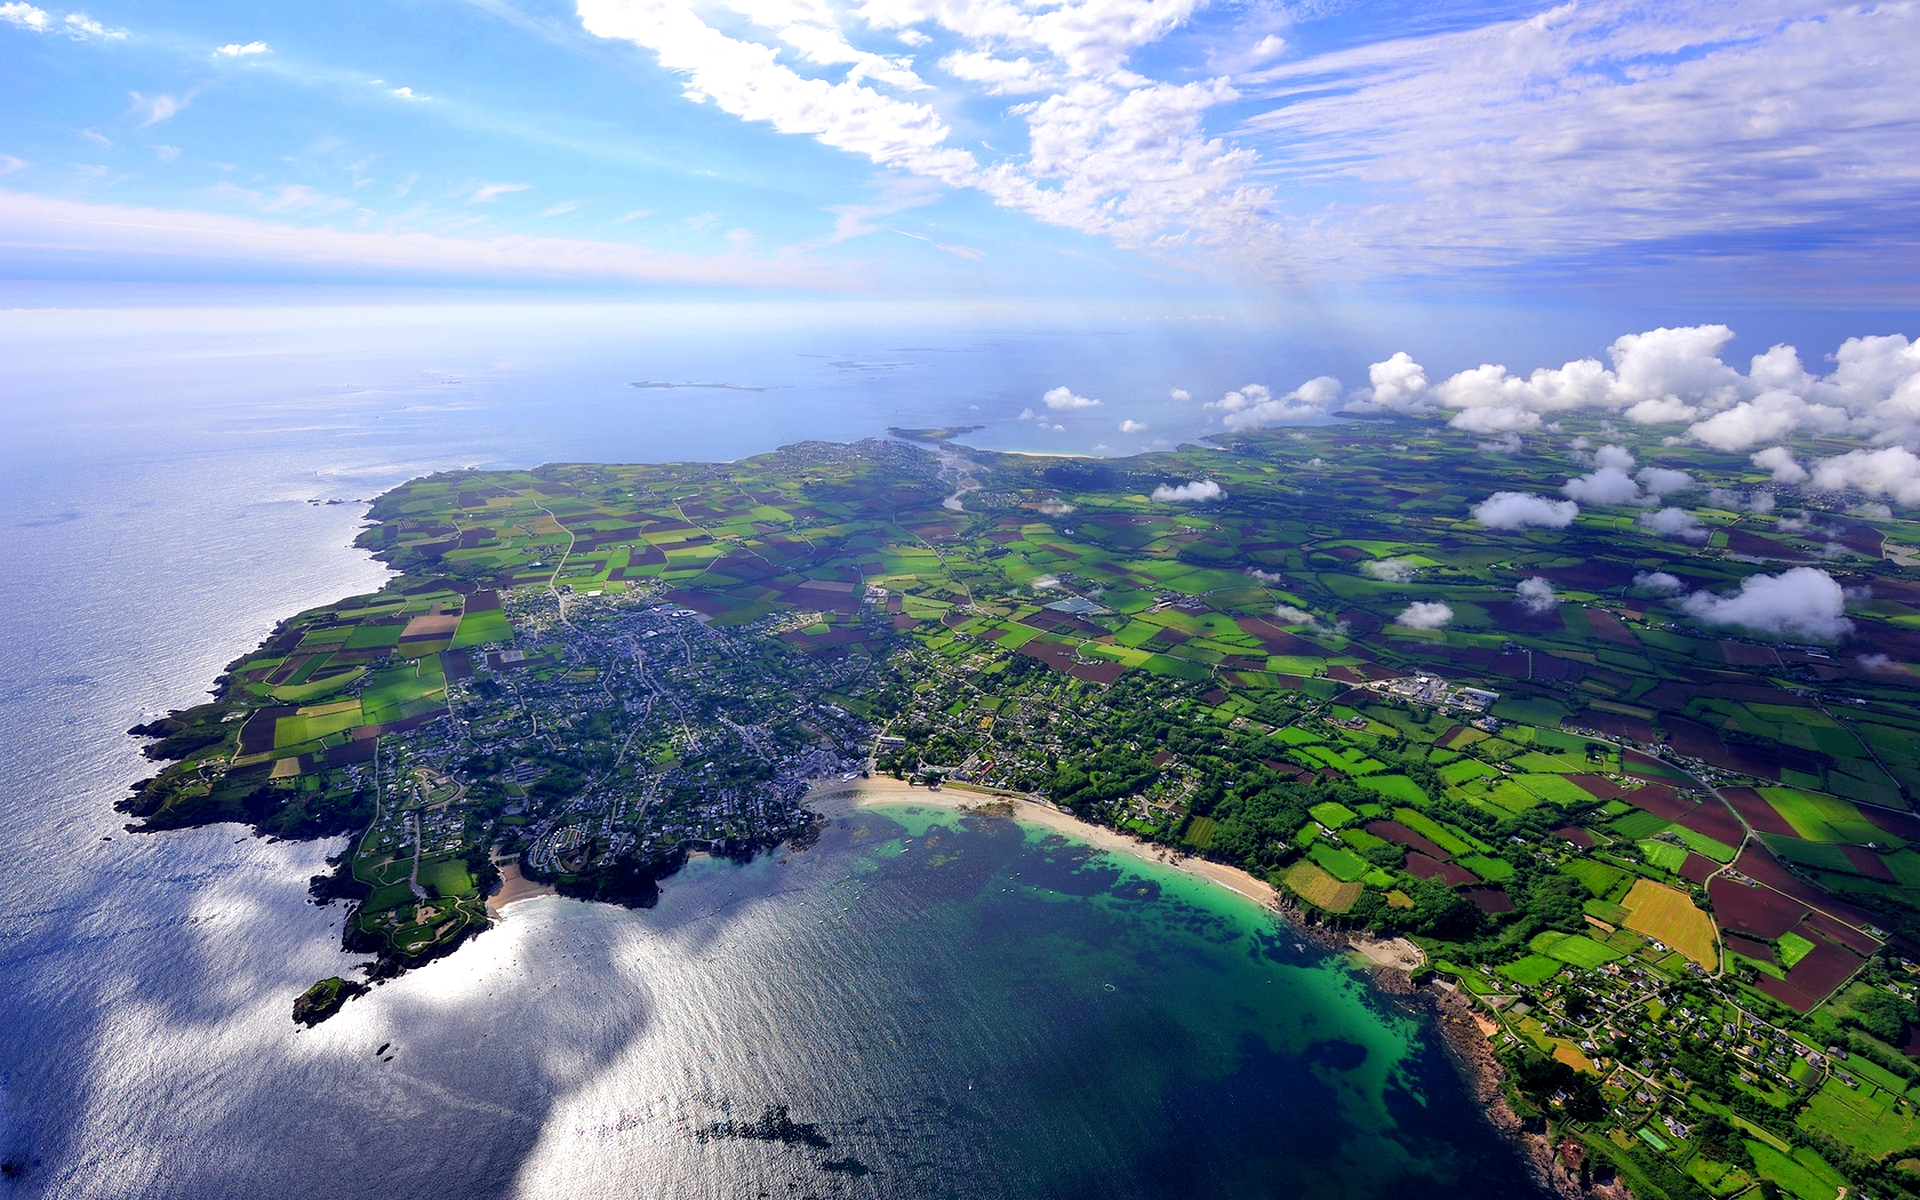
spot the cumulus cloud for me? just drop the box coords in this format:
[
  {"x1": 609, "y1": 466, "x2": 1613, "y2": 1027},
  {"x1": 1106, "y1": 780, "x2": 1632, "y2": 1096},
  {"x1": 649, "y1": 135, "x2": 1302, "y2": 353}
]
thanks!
[
  {"x1": 1637, "y1": 466, "x2": 1693, "y2": 497},
  {"x1": 1639, "y1": 506, "x2": 1708, "y2": 543},
  {"x1": 1360, "y1": 352, "x2": 1432, "y2": 414},
  {"x1": 1271, "y1": 604, "x2": 1315, "y2": 624},
  {"x1": 1118, "y1": 418, "x2": 1147, "y2": 433},
  {"x1": 1563, "y1": 466, "x2": 1641, "y2": 505},
  {"x1": 1359, "y1": 327, "x2": 1920, "y2": 453},
  {"x1": 215, "y1": 40, "x2": 268, "y2": 55},
  {"x1": 1031, "y1": 574, "x2": 1061, "y2": 589},
  {"x1": 1043, "y1": 385, "x2": 1100, "y2": 410},
  {"x1": 1152, "y1": 479, "x2": 1222, "y2": 503},
  {"x1": 1473, "y1": 492, "x2": 1579, "y2": 530},
  {"x1": 1679, "y1": 567, "x2": 1853, "y2": 641},
  {"x1": 1361, "y1": 557, "x2": 1419, "y2": 583},
  {"x1": 1752, "y1": 446, "x2": 1809, "y2": 484},
  {"x1": 1806, "y1": 447, "x2": 1920, "y2": 507},
  {"x1": 1516, "y1": 577, "x2": 1557, "y2": 615},
  {"x1": 1395, "y1": 601, "x2": 1453, "y2": 630},
  {"x1": 0, "y1": 3, "x2": 49, "y2": 30},
  {"x1": 1035, "y1": 498, "x2": 1073, "y2": 515},
  {"x1": 1169, "y1": 388, "x2": 1191, "y2": 402},
  {"x1": 1210, "y1": 376, "x2": 1340, "y2": 431},
  {"x1": 1633, "y1": 570, "x2": 1686, "y2": 594}
]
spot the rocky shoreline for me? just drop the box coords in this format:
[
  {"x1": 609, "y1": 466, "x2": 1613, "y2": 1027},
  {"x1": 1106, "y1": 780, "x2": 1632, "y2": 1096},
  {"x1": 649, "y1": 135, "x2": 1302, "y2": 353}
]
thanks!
[{"x1": 1270, "y1": 893, "x2": 1633, "y2": 1200}]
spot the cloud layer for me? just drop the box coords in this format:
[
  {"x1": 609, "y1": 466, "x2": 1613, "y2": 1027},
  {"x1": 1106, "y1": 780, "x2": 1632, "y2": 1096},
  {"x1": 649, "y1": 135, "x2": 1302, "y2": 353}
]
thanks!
[
  {"x1": 1354, "y1": 325, "x2": 1920, "y2": 504},
  {"x1": 1679, "y1": 567, "x2": 1853, "y2": 641}
]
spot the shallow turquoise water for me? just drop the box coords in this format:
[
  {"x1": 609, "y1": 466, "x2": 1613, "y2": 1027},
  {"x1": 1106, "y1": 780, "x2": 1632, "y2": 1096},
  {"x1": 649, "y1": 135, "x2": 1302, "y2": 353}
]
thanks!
[
  {"x1": 0, "y1": 314, "x2": 1543, "y2": 1197},
  {"x1": 503, "y1": 803, "x2": 1545, "y2": 1199}
]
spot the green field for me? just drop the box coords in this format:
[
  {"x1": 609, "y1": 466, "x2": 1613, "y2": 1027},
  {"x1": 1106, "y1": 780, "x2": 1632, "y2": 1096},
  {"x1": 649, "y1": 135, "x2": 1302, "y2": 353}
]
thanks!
[{"x1": 1498, "y1": 955, "x2": 1564, "y2": 987}]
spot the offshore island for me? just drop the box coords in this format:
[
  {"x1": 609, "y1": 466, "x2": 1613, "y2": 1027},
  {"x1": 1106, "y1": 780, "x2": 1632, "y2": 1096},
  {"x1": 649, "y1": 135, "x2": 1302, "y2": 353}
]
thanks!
[{"x1": 125, "y1": 422, "x2": 1920, "y2": 1200}]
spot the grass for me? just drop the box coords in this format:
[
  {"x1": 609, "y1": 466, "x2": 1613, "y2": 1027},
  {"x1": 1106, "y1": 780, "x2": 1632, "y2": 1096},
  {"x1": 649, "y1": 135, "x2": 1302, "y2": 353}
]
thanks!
[
  {"x1": 1638, "y1": 839, "x2": 1691, "y2": 872},
  {"x1": 1673, "y1": 826, "x2": 1739, "y2": 863},
  {"x1": 1183, "y1": 816, "x2": 1218, "y2": 849},
  {"x1": 1777, "y1": 931, "x2": 1816, "y2": 969},
  {"x1": 1620, "y1": 878, "x2": 1719, "y2": 969},
  {"x1": 1746, "y1": 1140, "x2": 1849, "y2": 1200},
  {"x1": 1308, "y1": 800, "x2": 1357, "y2": 828},
  {"x1": 1609, "y1": 810, "x2": 1672, "y2": 839},
  {"x1": 1798, "y1": 1079, "x2": 1920, "y2": 1160},
  {"x1": 1392, "y1": 808, "x2": 1474, "y2": 856},
  {"x1": 1308, "y1": 842, "x2": 1370, "y2": 882},
  {"x1": 1498, "y1": 955, "x2": 1564, "y2": 987},
  {"x1": 417, "y1": 856, "x2": 476, "y2": 897},
  {"x1": 1564, "y1": 858, "x2": 1630, "y2": 898},
  {"x1": 1357, "y1": 774, "x2": 1428, "y2": 804},
  {"x1": 1545, "y1": 933, "x2": 1628, "y2": 969},
  {"x1": 1514, "y1": 773, "x2": 1597, "y2": 803},
  {"x1": 1283, "y1": 861, "x2": 1362, "y2": 913},
  {"x1": 1760, "y1": 787, "x2": 1888, "y2": 845}
]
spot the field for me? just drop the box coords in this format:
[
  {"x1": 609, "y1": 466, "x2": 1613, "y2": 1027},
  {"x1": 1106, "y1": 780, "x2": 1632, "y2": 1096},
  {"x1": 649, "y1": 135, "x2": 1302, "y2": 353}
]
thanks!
[
  {"x1": 1798, "y1": 1079, "x2": 1920, "y2": 1159},
  {"x1": 122, "y1": 421, "x2": 1920, "y2": 1190},
  {"x1": 1619, "y1": 879, "x2": 1718, "y2": 968},
  {"x1": 1283, "y1": 861, "x2": 1362, "y2": 913},
  {"x1": 1498, "y1": 955, "x2": 1564, "y2": 987}
]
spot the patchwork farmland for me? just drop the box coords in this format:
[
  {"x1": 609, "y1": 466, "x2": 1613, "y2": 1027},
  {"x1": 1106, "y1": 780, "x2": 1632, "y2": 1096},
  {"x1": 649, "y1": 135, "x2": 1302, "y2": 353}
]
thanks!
[{"x1": 123, "y1": 420, "x2": 1920, "y2": 1199}]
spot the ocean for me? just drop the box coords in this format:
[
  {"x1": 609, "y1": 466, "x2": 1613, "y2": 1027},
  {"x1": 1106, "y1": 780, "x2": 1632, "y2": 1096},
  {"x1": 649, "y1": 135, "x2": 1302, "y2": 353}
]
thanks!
[{"x1": 0, "y1": 301, "x2": 1546, "y2": 1198}]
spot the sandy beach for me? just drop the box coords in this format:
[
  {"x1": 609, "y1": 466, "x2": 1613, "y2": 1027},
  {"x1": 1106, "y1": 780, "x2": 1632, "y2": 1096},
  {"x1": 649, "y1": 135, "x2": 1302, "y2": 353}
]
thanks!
[
  {"x1": 485, "y1": 859, "x2": 557, "y2": 915},
  {"x1": 807, "y1": 776, "x2": 1281, "y2": 910}
]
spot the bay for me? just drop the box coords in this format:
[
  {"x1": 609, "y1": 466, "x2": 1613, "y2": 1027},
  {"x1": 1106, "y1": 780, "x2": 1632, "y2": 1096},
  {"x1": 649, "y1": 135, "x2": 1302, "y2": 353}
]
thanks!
[{"x1": 0, "y1": 304, "x2": 1545, "y2": 1198}]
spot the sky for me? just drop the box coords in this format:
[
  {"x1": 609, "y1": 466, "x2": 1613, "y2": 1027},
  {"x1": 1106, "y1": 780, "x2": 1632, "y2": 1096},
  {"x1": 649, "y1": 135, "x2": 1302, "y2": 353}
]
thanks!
[{"x1": 0, "y1": 0, "x2": 1915, "y2": 317}]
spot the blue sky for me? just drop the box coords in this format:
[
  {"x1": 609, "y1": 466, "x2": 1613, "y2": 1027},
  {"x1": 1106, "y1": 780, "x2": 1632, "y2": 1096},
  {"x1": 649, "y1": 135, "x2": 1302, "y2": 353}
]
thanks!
[{"x1": 2, "y1": 0, "x2": 1915, "y2": 314}]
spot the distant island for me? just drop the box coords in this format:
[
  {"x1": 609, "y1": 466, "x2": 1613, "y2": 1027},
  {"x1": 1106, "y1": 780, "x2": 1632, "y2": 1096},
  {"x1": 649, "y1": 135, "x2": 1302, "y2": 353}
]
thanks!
[{"x1": 127, "y1": 424, "x2": 1920, "y2": 1200}]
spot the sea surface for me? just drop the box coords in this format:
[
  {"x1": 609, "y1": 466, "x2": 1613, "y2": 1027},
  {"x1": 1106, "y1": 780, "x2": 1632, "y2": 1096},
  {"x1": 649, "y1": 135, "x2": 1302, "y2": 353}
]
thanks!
[{"x1": 0, "y1": 303, "x2": 1547, "y2": 1198}]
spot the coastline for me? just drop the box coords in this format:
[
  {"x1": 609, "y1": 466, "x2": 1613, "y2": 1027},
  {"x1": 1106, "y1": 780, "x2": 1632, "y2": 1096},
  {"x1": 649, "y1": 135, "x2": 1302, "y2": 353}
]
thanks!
[
  {"x1": 808, "y1": 776, "x2": 1598, "y2": 1200},
  {"x1": 807, "y1": 776, "x2": 1282, "y2": 908},
  {"x1": 485, "y1": 859, "x2": 557, "y2": 916}
]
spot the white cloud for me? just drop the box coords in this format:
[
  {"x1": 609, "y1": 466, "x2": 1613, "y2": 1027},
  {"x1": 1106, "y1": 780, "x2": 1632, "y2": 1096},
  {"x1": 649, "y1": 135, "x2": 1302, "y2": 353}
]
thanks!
[
  {"x1": 1363, "y1": 326, "x2": 1920, "y2": 455},
  {"x1": 1806, "y1": 447, "x2": 1920, "y2": 507},
  {"x1": 0, "y1": 3, "x2": 48, "y2": 30},
  {"x1": 391, "y1": 86, "x2": 423, "y2": 100},
  {"x1": 1473, "y1": 491, "x2": 1578, "y2": 530},
  {"x1": 1361, "y1": 557, "x2": 1418, "y2": 583},
  {"x1": 1562, "y1": 465, "x2": 1640, "y2": 506},
  {"x1": 1357, "y1": 350, "x2": 1431, "y2": 414},
  {"x1": 1395, "y1": 601, "x2": 1452, "y2": 630},
  {"x1": 0, "y1": 154, "x2": 27, "y2": 176},
  {"x1": 1751, "y1": 446, "x2": 1809, "y2": 485},
  {"x1": 470, "y1": 182, "x2": 531, "y2": 203},
  {"x1": 0, "y1": 190, "x2": 837, "y2": 287},
  {"x1": 1680, "y1": 567, "x2": 1853, "y2": 641},
  {"x1": 1516, "y1": 577, "x2": 1556, "y2": 615},
  {"x1": 1636, "y1": 466, "x2": 1693, "y2": 497},
  {"x1": 1212, "y1": 375, "x2": 1340, "y2": 431},
  {"x1": 1042, "y1": 385, "x2": 1099, "y2": 410},
  {"x1": 1118, "y1": 419, "x2": 1147, "y2": 433},
  {"x1": 127, "y1": 92, "x2": 189, "y2": 128},
  {"x1": 1632, "y1": 570, "x2": 1685, "y2": 594},
  {"x1": 1152, "y1": 479, "x2": 1222, "y2": 502},
  {"x1": 1271, "y1": 604, "x2": 1314, "y2": 625},
  {"x1": 1639, "y1": 506, "x2": 1708, "y2": 543},
  {"x1": 539, "y1": 201, "x2": 582, "y2": 217},
  {"x1": 1237, "y1": 5, "x2": 1920, "y2": 275},
  {"x1": 62, "y1": 11, "x2": 121, "y2": 38},
  {"x1": 1169, "y1": 388, "x2": 1191, "y2": 402},
  {"x1": 215, "y1": 41, "x2": 268, "y2": 56}
]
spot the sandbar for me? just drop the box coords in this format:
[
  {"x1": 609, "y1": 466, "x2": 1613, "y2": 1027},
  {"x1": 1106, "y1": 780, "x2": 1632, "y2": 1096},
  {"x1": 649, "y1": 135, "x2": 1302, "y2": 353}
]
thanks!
[{"x1": 808, "y1": 776, "x2": 1279, "y2": 911}]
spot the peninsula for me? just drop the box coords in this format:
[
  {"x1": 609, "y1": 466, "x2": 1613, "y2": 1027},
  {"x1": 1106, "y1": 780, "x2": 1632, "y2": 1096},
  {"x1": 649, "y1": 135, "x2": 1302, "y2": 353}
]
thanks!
[{"x1": 126, "y1": 425, "x2": 1920, "y2": 1200}]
